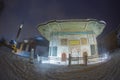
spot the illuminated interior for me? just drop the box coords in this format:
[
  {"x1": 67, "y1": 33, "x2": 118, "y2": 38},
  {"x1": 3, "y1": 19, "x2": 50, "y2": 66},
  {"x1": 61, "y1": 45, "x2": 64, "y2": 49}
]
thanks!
[{"x1": 38, "y1": 19, "x2": 106, "y2": 60}]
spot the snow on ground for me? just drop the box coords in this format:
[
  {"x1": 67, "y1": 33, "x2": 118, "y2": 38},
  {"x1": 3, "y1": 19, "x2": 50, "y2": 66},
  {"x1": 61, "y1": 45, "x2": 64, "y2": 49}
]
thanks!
[{"x1": 0, "y1": 47, "x2": 120, "y2": 80}]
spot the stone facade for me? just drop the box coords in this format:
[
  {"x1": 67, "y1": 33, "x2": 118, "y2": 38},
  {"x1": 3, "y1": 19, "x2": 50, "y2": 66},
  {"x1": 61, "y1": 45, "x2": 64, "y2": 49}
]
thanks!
[
  {"x1": 38, "y1": 19, "x2": 106, "y2": 59},
  {"x1": 49, "y1": 32, "x2": 97, "y2": 58}
]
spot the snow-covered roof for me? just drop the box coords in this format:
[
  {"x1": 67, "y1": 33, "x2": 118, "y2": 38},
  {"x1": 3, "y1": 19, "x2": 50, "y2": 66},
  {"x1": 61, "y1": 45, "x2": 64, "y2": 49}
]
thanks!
[{"x1": 37, "y1": 19, "x2": 106, "y2": 41}]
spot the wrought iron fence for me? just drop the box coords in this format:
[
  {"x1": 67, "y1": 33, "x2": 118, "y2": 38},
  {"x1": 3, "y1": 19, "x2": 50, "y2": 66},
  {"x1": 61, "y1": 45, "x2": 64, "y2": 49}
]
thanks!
[{"x1": 35, "y1": 54, "x2": 110, "y2": 66}]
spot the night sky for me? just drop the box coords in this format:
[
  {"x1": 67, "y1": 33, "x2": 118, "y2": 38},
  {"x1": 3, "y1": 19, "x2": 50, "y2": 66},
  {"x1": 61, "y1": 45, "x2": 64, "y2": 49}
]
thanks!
[{"x1": 0, "y1": 0, "x2": 120, "y2": 41}]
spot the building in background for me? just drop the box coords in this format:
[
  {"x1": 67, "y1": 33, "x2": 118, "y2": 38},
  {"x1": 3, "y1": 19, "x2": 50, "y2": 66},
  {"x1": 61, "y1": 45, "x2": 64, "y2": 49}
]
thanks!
[
  {"x1": 38, "y1": 19, "x2": 106, "y2": 59},
  {"x1": 16, "y1": 36, "x2": 49, "y2": 57},
  {"x1": 97, "y1": 24, "x2": 120, "y2": 53}
]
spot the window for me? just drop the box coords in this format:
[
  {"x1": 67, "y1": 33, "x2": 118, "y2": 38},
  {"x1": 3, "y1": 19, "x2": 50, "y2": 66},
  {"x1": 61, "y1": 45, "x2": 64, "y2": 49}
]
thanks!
[
  {"x1": 90, "y1": 45, "x2": 96, "y2": 55},
  {"x1": 52, "y1": 46, "x2": 57, "y2": 56},
  {"x1": 49, "y1": 47, "x2": 52, "y2": 56}
]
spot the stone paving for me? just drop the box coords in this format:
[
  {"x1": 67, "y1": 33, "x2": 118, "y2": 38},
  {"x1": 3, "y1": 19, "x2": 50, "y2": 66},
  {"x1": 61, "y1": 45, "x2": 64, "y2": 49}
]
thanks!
[{"x1": 0, "y1": 48, "x2": 120, "y2": 80}]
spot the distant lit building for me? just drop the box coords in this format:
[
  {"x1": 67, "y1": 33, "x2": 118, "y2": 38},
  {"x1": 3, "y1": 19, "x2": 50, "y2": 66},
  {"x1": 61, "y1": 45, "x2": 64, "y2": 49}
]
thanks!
[
  {"x1": 16, "y1": 36, "x2": 49, "y2": 57},
  {"x1": 37, "y1": 19, "x2": 106, "y2": 59}
]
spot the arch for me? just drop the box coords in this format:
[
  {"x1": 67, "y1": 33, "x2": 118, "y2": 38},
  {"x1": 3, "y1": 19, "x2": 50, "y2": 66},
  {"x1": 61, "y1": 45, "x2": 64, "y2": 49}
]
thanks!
[{"x1": 61, "y1": 52, "x2": 67, "y2": 61}]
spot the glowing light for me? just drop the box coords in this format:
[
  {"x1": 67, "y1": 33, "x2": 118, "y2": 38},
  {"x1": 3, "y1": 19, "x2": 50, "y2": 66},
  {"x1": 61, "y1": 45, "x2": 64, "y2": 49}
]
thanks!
[
  {"x1": 24, "y1": 40, "x2": 28, "y2": 43},
  {"x1": 103, "y1": 54, "x2": 108, "y2": 59},
  {"x1": 20, "y1": 24, "x2": 23, "y2": 28}
]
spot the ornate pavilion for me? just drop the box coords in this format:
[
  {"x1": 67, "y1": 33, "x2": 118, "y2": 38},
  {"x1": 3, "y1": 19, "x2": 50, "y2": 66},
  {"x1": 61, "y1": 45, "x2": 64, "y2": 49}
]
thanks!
[{"x1": 37, "y1": 19, "x2": 106, "y2": 59}]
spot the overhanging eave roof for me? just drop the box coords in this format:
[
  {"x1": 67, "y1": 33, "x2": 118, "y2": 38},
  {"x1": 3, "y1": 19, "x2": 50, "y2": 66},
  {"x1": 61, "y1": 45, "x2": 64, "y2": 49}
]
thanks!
[{"x1": 37, "y1": 19, "x2": 106, "y2": 41}]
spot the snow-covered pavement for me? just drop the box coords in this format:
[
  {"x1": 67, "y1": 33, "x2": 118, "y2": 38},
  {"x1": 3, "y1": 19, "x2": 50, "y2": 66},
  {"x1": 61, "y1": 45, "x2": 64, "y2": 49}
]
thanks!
[{"x1": 0, "y1": 48, "x2": 120, "y2": 80}]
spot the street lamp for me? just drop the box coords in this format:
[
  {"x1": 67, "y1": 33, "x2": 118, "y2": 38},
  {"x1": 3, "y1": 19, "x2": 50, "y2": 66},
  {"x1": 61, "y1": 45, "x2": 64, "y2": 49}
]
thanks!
[{"x1": 16, "y1": 24, "x2": 23, "y2": 41}]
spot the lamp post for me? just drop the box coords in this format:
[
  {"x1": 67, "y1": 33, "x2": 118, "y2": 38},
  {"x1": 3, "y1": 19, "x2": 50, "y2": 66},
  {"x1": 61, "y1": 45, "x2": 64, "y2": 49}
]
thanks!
[
  {"x1": 13, "y1": 24, "x2": 23, "y2": 53},
  {"x1": 16, "y1": 24, "x2": 23, "y2": 41}
]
